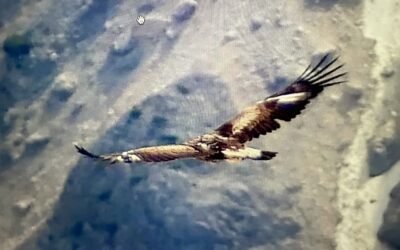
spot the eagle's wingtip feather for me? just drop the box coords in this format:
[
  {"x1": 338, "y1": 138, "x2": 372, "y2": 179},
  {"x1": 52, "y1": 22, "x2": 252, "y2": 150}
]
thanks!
[{"x1": 74, "y1": 144, "x2": 100, "y2": 159}]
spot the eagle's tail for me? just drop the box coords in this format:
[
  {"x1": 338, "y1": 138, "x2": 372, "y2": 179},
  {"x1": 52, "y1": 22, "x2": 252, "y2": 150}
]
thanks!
[{"x1": 222, "y1": 147, "x2": 278, "y2": 161}]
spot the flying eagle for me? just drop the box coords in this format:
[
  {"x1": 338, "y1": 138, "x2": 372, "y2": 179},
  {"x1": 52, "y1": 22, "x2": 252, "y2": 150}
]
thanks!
[{"x1": 75, "y1": 54, "x2": 346, "y2": 164}]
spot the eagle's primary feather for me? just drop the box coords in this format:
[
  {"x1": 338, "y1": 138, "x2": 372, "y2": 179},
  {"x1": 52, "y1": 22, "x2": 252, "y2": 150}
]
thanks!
[{"x1": 76, "y1": 54, "x2": 346, "y2": 165}]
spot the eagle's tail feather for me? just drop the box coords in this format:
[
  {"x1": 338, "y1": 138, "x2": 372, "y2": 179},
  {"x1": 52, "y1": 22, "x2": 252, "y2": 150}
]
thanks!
[{"x1": 222, "y1": 148, "x2": 278, "y2": 161}]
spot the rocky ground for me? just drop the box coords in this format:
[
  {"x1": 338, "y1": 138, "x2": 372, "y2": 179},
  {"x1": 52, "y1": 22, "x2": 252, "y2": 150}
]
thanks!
[{"x1": 0, "y1": 0, "x2": 399, "y2": 250}]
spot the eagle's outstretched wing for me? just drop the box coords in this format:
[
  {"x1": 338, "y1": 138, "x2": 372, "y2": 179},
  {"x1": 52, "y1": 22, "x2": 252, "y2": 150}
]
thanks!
[
  {"x1": 215, "y1": 54, "x2": 346, "y2": 144},
  {"x1": 75, "y1": 144, "x2": 200, "y2": 164}
]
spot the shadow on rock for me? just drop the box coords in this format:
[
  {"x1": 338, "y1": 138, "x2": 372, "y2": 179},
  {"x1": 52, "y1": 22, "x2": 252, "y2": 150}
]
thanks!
[
  {"x1": 97, "y1": 37, "x2": 144, "y2": 94},
  {"x1": 0, "y1": 0, "x2": 22, "y2": 26},
  {"x1": 18, "y1": 74, "x2": 301, "y2": 250},
  {"x1": 378, "y1": 182, "x2": 400, "y2": 249},
  {"x1": 69, "y1": 0, "x2": 118, "y2": 44},
  {"x1": 304, "y1": 0, "x2": 361, "y2": 11}
]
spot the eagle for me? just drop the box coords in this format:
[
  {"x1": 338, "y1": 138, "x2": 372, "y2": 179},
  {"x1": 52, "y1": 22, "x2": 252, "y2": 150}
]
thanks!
[{"x1": 75, "y1": 54, "x2": 346, "y2": 164}]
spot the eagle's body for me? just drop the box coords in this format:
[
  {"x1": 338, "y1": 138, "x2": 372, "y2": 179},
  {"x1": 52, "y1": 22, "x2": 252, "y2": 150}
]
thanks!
[{"x1": 75, "y1": 54, "x2": 346, "y2": 165}]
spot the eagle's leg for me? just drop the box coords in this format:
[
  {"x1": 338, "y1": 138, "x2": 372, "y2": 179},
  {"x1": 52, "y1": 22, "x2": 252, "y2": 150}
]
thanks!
[{"x1": 222, "y1": 147, "x2": 277, "y2": 161}]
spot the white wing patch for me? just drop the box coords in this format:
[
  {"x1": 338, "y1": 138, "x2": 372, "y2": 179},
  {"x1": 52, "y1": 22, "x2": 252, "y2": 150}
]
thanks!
[
  {"x1": 118, "y1": 151, "x2": 142, "y2": 162},
  {"x1": 267, "y1": 92, "x2": 310, "y2": 104}
]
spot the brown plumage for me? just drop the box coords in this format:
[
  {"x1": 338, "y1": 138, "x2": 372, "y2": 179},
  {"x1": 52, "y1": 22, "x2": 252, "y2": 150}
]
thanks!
[
  {"x1": 75, "y1": 144, "x2": 199, "y2": 164},
  {"x1": 215, "y1": 54, "x2": 345, "y2": 144},
  {"x1": 75, "y1": 53, "x2": 346, "y2": 165}
]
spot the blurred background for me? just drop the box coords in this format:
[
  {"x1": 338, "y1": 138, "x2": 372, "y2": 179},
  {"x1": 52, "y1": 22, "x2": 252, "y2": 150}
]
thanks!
[{"x1": 0, "y1": 0, "x2": 399, "y2": 249}]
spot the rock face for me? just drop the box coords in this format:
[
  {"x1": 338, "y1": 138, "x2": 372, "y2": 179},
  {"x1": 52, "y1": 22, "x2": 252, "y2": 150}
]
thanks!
[{"x1": 27, "y1": 75, "x2": 306, "y2": 250}]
